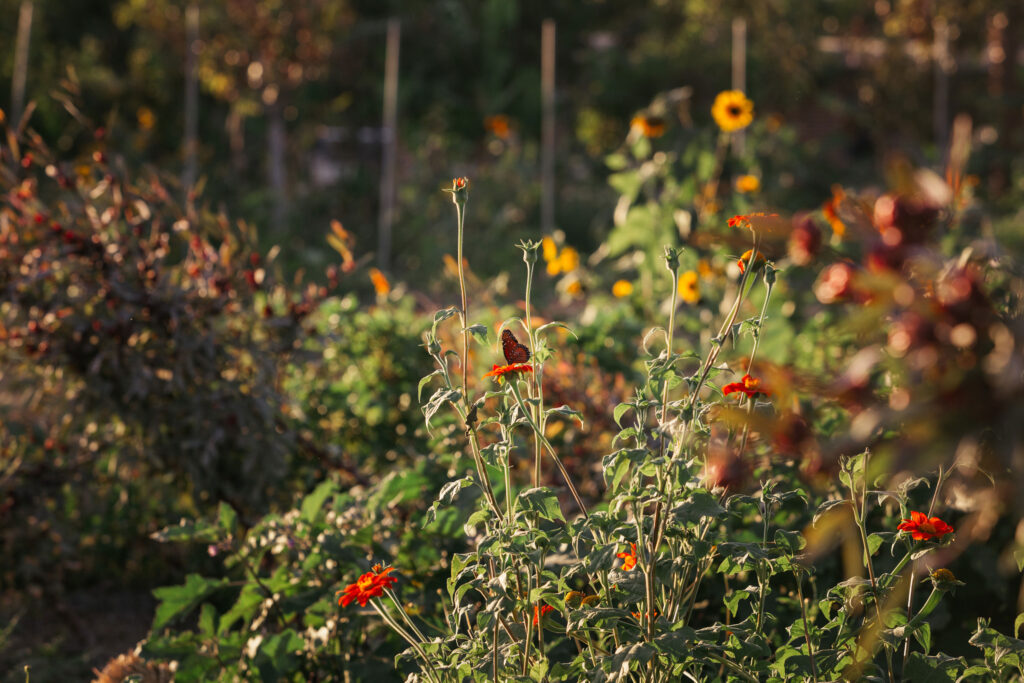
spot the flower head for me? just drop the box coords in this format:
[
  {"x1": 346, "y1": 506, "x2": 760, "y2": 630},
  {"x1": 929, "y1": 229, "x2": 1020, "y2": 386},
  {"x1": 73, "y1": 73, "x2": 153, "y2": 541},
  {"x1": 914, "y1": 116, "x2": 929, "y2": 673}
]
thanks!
[
  {"x1": 736, "y1": 175, "x2": 760, "y2": 193},
  {"x1": 897, "y1": 511, "x2": 954, "y2": 541},
  {"x1": 484, "y1": 363, "x2": 533, "y2": 384},
  {"x1": 723, "y1": 374, "x2": 768, "y2": 399},
  {"x1": 712, "y1": 90, "x2": 754, "y2": 132},
  {"x1": 533, "y1": 604, "x2": 554, "y2": 626},
  {"x1": 736, "y1": 250, "x2": 766, "y2": 274},
  {"x1": 369, "y1": 268, "x2": 391, "y2": 296},
  {"x1": 678, "y1": 270, "x2": 700, "y2": 304},
  {"x1": 484, "y1": 114, "x2": 511, "y2": 139},
  {"x1": 612, "y1": 280, "x2": 634, "y2": 298},
  {"x1": 444, "y1": 177, "x2": 470, "y2": 206},
  {"x1": 928, "y1": 568, "x2": 964, "y2": 591},
  {"x1": 617, "y1": 542, "x2": 638, "y2": 571},
  {"x1": 631, "y1": 114, "x2": 666, "y2": 138},
  {"x1": 337, "y1": 564, "x2": 398, "y2": 608}
]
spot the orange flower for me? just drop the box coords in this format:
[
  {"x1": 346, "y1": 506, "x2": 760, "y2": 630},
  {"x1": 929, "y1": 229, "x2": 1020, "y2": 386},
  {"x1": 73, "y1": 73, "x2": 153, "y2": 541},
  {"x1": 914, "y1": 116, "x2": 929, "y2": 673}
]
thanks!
[
  {"x1": 612, "y1": 280, "x2": 634, "y2": 298},
  {"x1": 722, "y1": 374, "x2": 768, "y2": 399},
  {"x1": 533, "y1": 604, "x2": 554, "y2": 626},
  {"x1": 631, "y1": 610, "x2": 659, "y2": 620},
  {"x1": 337, "y1": 564, "x2": 398, "y2": 607},
  {"x1": 735, "y1": 175, "x2": 760, "y2": 193},
  {"x1": 711, "y1": 90, "x2": 754, "y2": 132},
  {"x1": 631, "y1": 115, "x2": 666, "y2": 138},
  {"x1": 617, "y1": 543, "x2": 638, "y2": 571},
  {"x1": 483, "y1": 363, "x2": 533, "y2": 383},
  {"x1": 897, "y1": 511, "x2": 954, "y2": 541},
  {"x1": 369, "y1": 268, "x2": 390, "y2": 296},
  {"x1": 736, "y1": 249, "x2": 766, "y2": 274},
  {"x1": 823, "y1": 185, "x2": 846, "y2": 237},
  {"x1": 484, "y1": 114, "x2": 511, "y2": 139}
]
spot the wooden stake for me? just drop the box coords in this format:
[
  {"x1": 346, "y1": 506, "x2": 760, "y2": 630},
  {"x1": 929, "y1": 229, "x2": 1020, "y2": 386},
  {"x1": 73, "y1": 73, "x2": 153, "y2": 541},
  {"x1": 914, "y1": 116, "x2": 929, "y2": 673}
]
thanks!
[
  {"x1": 378, "y1": 18, "x2": 400, "y2": 273},
  {"x1": 731, "y1": 17, "x2": 747, "y2": 156},
  {"x1": 10, "y1": 0, "x2": 34, "y2": 126},
  {"x1": 183, "y1": 3, "x2": 199, "y2": 191},
  {"x1": 541, "y1": 19, "x2": 556, "y2": 233}
]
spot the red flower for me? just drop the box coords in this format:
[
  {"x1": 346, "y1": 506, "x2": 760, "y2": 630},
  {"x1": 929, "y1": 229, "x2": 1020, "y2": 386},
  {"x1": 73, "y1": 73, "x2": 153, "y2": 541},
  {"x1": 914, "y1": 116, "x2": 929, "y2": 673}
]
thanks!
[
  {"x1": 897, "y1": 511, "x2": 954, "y2": 541},
  {"x1": 533, "y1": 604, "x2": 554, "y2": 626},
  {"x1": 722, "y1": 374, "x2": 768, "y2": 399},
  {"x1": 483, "y1": 363, "x2": 533, "y2": 383},
  {"x1": 337, "y1": 564, "x2": 398, "y2": 608},
  {"x1": 617, "y1": 543, "x2": 638, "y2": 571}
]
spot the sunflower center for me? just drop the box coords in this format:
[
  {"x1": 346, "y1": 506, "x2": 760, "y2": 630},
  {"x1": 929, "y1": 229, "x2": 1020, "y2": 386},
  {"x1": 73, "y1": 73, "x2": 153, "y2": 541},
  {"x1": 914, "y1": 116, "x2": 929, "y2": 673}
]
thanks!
[{"x1": 728, "y1": 105, "x2": 742, "y2": 116}]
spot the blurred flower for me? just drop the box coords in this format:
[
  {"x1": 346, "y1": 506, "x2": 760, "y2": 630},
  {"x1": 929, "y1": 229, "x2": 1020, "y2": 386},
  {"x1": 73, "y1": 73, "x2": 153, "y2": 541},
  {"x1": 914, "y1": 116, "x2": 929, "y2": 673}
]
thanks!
[
  {"x1": 697, "y1": 259, "x2": 714, "y2": 280},
  {"x1": 93, "y1": 652, "x2": 173, "y2": 683},
  {"x1": 337, "y1": 564, "x2": 397, "y2": 607},
  {"x1": 484, "y1": 363, "x2": 533, "y2": 383},
  {"x1": 558, "y1": 246, "x2": 580, "y2": 273},
  {"x1": 533, "y1": 604, "x2": 554, "y2": 626},
  {"x1": 136, "y1": 107, "x2": 155, "y2": 131},
  {"x1": 630, "y1": 114, "x2": 666, "y2": 138},
  {"x1": 617, "y1": 542, "x2": 638, "y2": 571},
  {"x1": 484, "y1": 114, "x2": 511, "y2": 139},
  {"x1": 612, "y1": 280, "x2": 634, "y2": 298},
  {"x1": 735, "y1": 175, "x2": 760, "y2": 193},
  {"x1": 822, "y1": 185, "x2": 847, "y2": 237},
  {"x1": 723, "y1": 374, "x2": 768, "y2": 398},
  {"x1": 736, "y1": 249, "x2": 766, "y2": 274},
  {"x1": 566, "y1": 279, "x2": 583, "y2": 296},
  {"x1": 788, "y1": 214, "x2": 822, "y2": 266},
  {"x1": 565, "y1": 591, "x2": 586, "y2": 608},
  {"x1": 678, "y1": 271, "x2": 700, "y2": 303},
  {"x1": 814, "y1": 262, "x2": 856, "y2": 304},
  {"x1": 369, "y1": 268, "x2": 390, "y2": 296},
  {"x1": 541, "y1": 236, "x2": 558, "y2": 263},
  {"x1": 711, "y1": 90, "x2": 754, "y2": 132},
  {"x1": 897, "y1": 511, "x2": 953, "y2": 541}
]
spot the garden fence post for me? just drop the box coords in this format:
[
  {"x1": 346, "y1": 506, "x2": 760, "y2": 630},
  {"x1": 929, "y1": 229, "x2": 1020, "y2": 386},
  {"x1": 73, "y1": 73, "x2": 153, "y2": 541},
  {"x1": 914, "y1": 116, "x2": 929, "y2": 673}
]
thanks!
[
  {"x1": 731, "y1": 16, "x2": 747, "y2": 156},
  {"x1": 541, "y1": 19, "x2": 556, "y2": 234},
  {"x1": 378, "y1": 17, "x2": 400, "y2": 273},
  {"x1": 10, "y1": 0, "x2": 34, "y2": 126},
  {"x1": 183, "y1": 2, "x2": 199, "y2": 191}
]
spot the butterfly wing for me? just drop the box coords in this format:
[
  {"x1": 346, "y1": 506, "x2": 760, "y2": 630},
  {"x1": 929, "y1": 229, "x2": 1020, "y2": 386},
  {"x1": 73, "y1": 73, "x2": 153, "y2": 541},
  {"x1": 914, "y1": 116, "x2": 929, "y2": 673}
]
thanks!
[{"x1": 501, "y1": 329, "x2": 531, "y2": 364}]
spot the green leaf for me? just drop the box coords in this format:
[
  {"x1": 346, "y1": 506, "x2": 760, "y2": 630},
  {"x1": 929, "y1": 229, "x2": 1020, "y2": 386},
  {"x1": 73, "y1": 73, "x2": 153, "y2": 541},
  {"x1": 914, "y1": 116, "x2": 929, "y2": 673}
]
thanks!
[
  {"x1": 902, "y1": 652, "x2": 964, "y2": 682},
  {"x1": 672, "y1": 489, "x2": 725, "y2": 525},
  {"x1": 417, "y1": 369, "x2": 444, "y2": 401},
  {"x1": 613, "y1": 402, "x2": 634, "y2": 427},
  {"x1": 464, "y1": 324, "x2": 489, "y2": 345},
  {"x1": 545, "y1": 404, "x2": 584, "y2": 428},
  {"x1": 1015, "y1": 613, "x2": 1024, "y2": 639},
  {"x1": 152, "y1": 574, "x2": 229, "y2": 632},
  {"x1": 517, "y1": 487, "x2": 565, "y2": 522},
  {"x1": 422, "y1": 387, "x2": 461, "y2": 432},
  {"x1": 431, "y1": 307, "x2": 459, "y2": 336},
  {"x1": 535, "y1": 320, "x2": 577, "y2": 341},
  {"x1": 774, "y1": 529, "x2": 807, "y2": 555},
  {"x1": 914, "y1": 621, "x2": 932, "y2": 655},
  {"x1": 150, "y1": 517, "x2": 220, "y2": 544},
  {"x1": 300, "y1": 480, "x2": 338, "y2": 523}
]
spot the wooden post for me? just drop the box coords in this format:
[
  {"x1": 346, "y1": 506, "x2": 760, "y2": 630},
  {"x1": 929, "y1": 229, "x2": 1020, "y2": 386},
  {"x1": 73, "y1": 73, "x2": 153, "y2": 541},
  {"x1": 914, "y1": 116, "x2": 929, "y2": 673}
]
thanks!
[
  {"x1": 932, "y1": 16, "x2": 950, "y2": 162},
  {"x1": 541, "y1": 19, "x2": 555, "y2": 233},
  {"x1": 731, "y1": 17, "x2": 747, "y2": 155},
  {"x1": 10, "y1": 0, "x2": 34, "y2": 126},
  {"x1": 183, "y1": 3, "x2": 199, "y2": 190},
  {"x1": 378, "y1": 18, "x2": 400, "y2": 272}
]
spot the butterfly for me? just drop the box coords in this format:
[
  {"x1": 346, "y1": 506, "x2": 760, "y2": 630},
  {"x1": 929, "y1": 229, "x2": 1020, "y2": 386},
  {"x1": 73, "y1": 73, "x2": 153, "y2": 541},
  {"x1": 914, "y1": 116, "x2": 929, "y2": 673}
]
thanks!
[{"x1": 501, "y1": 329, "x2": 531, "y2": 364}]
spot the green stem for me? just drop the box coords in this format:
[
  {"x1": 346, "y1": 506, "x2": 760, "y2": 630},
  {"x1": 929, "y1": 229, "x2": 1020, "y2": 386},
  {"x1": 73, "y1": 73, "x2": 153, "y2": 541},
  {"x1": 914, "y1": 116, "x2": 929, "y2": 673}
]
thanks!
[
  {"x1": 507, "y1": 379, "x2": 589, "y2": 519},
  {"x1": 523, "y1": 258, "x2": 544, "y2": 489},
  {"x1": 796, "y1": 572, "x2": 819, "y2": 683}
]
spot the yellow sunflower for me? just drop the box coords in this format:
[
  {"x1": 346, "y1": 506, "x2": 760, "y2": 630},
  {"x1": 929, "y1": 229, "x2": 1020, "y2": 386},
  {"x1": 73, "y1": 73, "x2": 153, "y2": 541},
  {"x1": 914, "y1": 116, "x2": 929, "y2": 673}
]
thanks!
[
  {"x1": 711, "y1": 90, "x2": 754, "y2": 133},
  {"x1": 678, "y1": 270, "x2": 700, "y2": 303}
]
